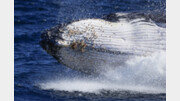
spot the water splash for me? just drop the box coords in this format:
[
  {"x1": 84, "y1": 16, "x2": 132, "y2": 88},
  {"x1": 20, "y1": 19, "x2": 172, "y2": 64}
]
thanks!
[{"x1": 39, "y1": 51, "x2": 166, "y2": 94}]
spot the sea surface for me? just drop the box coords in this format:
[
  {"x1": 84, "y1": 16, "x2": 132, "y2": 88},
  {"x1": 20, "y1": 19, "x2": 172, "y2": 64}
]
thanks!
[{"x1": 14, "y1": 0, "x2": 166, "y2": 101}]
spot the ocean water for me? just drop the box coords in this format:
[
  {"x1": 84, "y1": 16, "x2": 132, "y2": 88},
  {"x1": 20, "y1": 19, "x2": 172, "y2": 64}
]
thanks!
[{"x1": 14, "y1": 0, "x2": 166, "y2": 101}]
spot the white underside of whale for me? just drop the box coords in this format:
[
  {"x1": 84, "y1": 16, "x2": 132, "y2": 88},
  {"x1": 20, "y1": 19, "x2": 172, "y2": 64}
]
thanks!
[{"x1": 61, "y1": 18, "x2": 165, "y2": 55}]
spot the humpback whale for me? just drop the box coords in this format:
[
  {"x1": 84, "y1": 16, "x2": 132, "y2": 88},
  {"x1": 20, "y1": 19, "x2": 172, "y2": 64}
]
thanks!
[{"x1": 40, "y1": 13, "x2": 166, "y2": 74}]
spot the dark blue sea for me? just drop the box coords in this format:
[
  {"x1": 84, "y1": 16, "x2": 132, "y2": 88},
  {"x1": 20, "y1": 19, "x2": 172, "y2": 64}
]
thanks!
[{"x1": 14, "y1": 0, "x2": 166, "y2": 101}]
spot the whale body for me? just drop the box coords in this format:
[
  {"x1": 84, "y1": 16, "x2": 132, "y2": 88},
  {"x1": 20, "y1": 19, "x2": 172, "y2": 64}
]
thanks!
[{"x1": 40, "y1": 13, "x2": 166, "y2": 74}]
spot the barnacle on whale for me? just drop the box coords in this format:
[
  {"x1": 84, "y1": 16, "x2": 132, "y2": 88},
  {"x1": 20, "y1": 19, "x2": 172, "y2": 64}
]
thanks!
[
  {"x1": 71, "y1": 41, "x2": 78, "y2": 50},
  {"x1": 70, "y1": 40, "x2": 87, "y2": 52}
]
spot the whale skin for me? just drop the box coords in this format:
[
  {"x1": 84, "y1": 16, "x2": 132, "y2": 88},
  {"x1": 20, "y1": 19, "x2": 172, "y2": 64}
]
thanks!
[{"x1": 40, "y1": 13, "x2": 166, "y2": 74}]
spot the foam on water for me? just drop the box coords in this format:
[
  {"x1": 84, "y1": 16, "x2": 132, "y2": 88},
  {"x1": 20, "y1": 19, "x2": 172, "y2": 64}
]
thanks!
[{"x1": 39, "y1": 51, "x2": 166, "y2": 94}]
